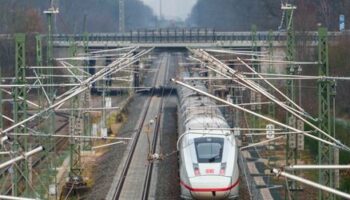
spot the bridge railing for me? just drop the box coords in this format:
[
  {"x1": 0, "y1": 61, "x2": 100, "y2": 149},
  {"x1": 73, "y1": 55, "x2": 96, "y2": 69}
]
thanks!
[
  {"x1": 51, "y1": 29, "x2": 348, "y2": 44},
  {"x1": 54, "y1": 28, "x2": 217, "y2": 43}
]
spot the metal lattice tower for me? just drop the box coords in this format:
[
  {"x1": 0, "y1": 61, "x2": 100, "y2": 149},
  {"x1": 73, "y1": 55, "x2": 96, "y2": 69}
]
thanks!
[
  {"x1": 0, "y1": 68, "x2": 3, "y2": 131},
  {"x1": 268, "y1": 30, "x2": 275, "y2": 118},
  {"x1": 285, "y1": 6, "x2": 296, "y2": 151},
  {"x1": 13, "y1": 33, "x2": 29, "y2": 196},
  {"x1": 282, "y1": 3, "x2": 300, "y2": 199},
  {"x1": 35, "y1": 35, "x2": 43, "y2": 67},
  {"x1": 44, "y1": 2, "x2": 59, "y2": 196},
  {"x1": 317, "y1": 27, "x2": 335, "y2": 200},
  {"x1": 44, "y1": 1, "x2": 59, "y2": 67},
  {"x1": 83, "y1": 32, "x2": 92, "y2": 151},
  {"x1": 68, "y1": 39, "x2": 83, "y2": 180},
  {"x1": 102, "y1": 57, "x2": 112, "y2": 139},
  {"x1": 234, "y1": 84, "x2": 242, "y2": 129},
  {"x1": 35, "y1": 34, "x2": 49, "y2": 198},
  {"x1": 251, "y1": 25, "x2": 260, "y2": 129},
  {"x1": 35, "y1": 35, "x2": 43, "y2": 116},
  {"x1": 119, "y1": 0, "x2": 125, "y2": 32}
]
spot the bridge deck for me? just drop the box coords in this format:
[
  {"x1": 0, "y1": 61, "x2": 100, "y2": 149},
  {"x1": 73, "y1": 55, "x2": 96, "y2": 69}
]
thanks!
[{"x1": 52, "y1": 30, "x2": 347, "y2": 48}]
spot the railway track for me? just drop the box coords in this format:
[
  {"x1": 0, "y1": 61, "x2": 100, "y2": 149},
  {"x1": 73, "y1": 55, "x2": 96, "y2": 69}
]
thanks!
[
  {"x1": 141, "y1": 54, "x2": 170, "y2": 199},
  {"x1": 110, "y1": 53, "x2": 169, "y2": 199}
]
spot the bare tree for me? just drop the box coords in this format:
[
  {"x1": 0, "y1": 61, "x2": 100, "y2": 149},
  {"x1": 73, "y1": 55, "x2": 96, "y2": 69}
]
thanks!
[
  {"x1": 24, "y1": 9, "x2": 44, "y2": 33},
  {"x1": 319, "y1": 0, "x2": 331, "y2": 28}
]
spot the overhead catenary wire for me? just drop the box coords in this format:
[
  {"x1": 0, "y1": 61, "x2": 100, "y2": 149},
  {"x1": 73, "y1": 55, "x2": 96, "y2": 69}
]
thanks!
[
  {"x1": 202, "y1": 50, "x2": 303, "y2": 115},
  {"x1": 92, "y1": 141, "x2": 126, "y2": 149},
  {"x1": 242, "y1": 72, "x2": 350, "y2": 81},
  {"x1": 1, "y1": 89, "x2": 40, "y2": 108},
  {"x1": 237, "y1": 57, "x2": 316, "y2": 120},
  {"x1": 244, "y1": 131, "x2": 312, "y2": 136},
  {"x1": 237, "y1": 57, "x2": 342, "y2": 140},
  {"x1": 171, "y1": 78, "x2": 348, "y2": 151},
  {"x1": 3, "y1": 48, "x2": 147, "y2": 172},
  {"x1": 188, "y1": 56, "x2": 258, "y2": 93},
  {"x1": 183, "y1": 76, "x2": 321, "y2": 80},
  {"x1": 240, "y1": 136, "x2": 285, "y2": 150},
  {"x1": 0, "y1": 146, "x2": 44, "y2": 170},
  {"x1": 190, "y1": 48, "x2": 348, "y2": 149},
  {"x1": 1, "y1": 143, "x2": 40, "y2": 194},
  {"x1": 32, "y1": 68, "x2": 52, "y2": 105},
  {"x1": 55, "y1": 54, "x2": 129, "y2": 61},
  {"x1": 285, "y1": 165, "x2": 350, "y2": 170},
  {"x1": 59, "y1": 61, "x2": 83, "y2": 83},
  {"x1": 56, "y1": 46, "x2": 139, "y2": 102},
  {"x1": 1, "y1": 114, "x2": 41, "y2": 135},
  {"x1": 54, "y1": 46, "x2": 139, "y2": 101},
  {"x1": 52, "y1": 106, "x2": 121, "y2": 112},
  {"x1": 185, "y1": 101, "x2": 278, "y2": 109},
  {"x1": 89, "y1": 46, "x2": 137, "y2": 54},
  {"x1": 271, "y1": 168, "x2": 350, "y2": 199},
  {"x1": 205, "y1": 48, "x2": 268, "y2": 57},
  {"x1": 244, "y1": 58, "x2": 318, "y2": 65},
  {"x1": 56, "y1": 51, "x2": 138, "y2": 61},
  {"x1": 204, "y1": 48, "x2": 288, "y2": 59},
  {"x1": 0, "y1": 195, "x2": 38, "y2": 200},
  {"x1": 28, "y1": 65, "x2": 137, "y2": 70},
  {"x1": 60, "y1": 60, "x2": 90, "y2": 77},
  {"x1": 194, "y1": 49, "x2": 317, "y2": 122},
  {"x1": 0, "y1": 47, "x2": 153, "y2": 136},
  {"x1": 8, "y1": 133, "x2": 132, "y2": 141},
  {"x1": 188, "y1": 127, "x2": 283, "y2": 131}
]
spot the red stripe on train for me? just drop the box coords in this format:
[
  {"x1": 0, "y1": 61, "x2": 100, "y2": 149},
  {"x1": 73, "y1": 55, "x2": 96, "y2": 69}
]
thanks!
[{"x1": 180, "y1": 178, "x2": 239, "y2": 192}]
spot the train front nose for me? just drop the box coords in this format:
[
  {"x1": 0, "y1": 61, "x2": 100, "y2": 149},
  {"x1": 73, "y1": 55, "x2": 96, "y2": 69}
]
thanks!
[{"x1": 189, "y1": 176, "x2": 235, "y2": 200}]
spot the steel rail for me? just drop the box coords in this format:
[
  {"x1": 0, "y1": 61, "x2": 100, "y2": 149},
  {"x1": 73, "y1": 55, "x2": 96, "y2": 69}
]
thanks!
[
  {"x1": 112, "y1": 54, "x2": 164, "y2": 199},
  {"x1": 141, "y1": 55, "x2": 169, "y2": 200}
]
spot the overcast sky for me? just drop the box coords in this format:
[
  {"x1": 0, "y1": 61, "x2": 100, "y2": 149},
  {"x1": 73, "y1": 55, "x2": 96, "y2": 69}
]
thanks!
[{"x1": 141, "y1": 0, "x2": 197, "y2": 20}]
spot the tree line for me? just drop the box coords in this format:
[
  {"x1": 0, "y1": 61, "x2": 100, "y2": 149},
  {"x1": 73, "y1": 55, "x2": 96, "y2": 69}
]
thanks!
[
  {"x1": 187, "y1": 0, "x2": 350, "y2": 31},
  {"x1": 0, "y1": 0, "x2": 156, "y2": 34}
]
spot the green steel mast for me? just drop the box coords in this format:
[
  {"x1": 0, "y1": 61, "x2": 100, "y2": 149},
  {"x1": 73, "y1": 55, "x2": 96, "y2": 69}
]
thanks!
[
  {"x1": 0, "y1": 68, "x2": 2, "y2": 132},
  {"x1": 35, "y1": 33, "x2": 49, "y2": 198},
  {"x1": 13, "y1": 33, "x2": 29, "y2": 196},
  {"x1": 268, "y1": 30, "x2": 275, "y2": 118},
  {"x1": 283, "y1": 3, "x2": 299, "y2": 199},
  {"x1": 251, "y1": 25, "x2": 260, "y2": 129},
  {"x1": 317, "y1": 27, "x2": 335, "y2": 200},
  {"x1": 44, "y1": 2, "x2": 59, "y2": 198},
  {"x1": 68, "y1": 38, "x2": 83, "y2": 182},
  {"x1": 83, "y1": 28, "x2": 92, "y2": 151}
]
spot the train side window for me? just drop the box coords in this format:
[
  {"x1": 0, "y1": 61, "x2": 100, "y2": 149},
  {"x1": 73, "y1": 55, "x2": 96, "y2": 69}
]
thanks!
[{"x1": 194, "y1": 137, "x2": 224, "y2": 163}]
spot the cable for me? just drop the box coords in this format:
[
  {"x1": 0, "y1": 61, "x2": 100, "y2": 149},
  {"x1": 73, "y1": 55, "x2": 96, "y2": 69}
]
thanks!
[{"x1": 191, "y1": 49, "x2": 349, "y2": 149}]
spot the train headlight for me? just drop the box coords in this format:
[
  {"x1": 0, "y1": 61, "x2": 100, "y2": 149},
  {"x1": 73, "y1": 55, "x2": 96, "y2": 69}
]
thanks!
[
  {"x1": 193, "y1": 163, "x2": 200, "y2": 176},
  {"x1": 220, "y1": 162, "x2": 226, "y2": 175}
]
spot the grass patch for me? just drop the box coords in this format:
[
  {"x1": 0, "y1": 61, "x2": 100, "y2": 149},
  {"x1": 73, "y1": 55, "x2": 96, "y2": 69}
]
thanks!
[
  {"x1": 305, "y1": 118, "x2": 350, "y2": 192},
  {"x1": 305, "y1": 119, "x2": 350, "y2": 164}
]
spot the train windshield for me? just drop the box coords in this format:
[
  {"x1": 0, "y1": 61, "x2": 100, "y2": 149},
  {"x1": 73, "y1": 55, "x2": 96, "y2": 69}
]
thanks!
[{"x1": 194, "y1": 137, "x2": 224, "y2": 163}]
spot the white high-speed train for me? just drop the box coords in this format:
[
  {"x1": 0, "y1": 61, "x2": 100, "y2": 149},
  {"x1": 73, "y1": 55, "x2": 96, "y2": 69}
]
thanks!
[{"x1": 177, "y1": 72, "x2": 239, "y2": 199}]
